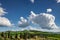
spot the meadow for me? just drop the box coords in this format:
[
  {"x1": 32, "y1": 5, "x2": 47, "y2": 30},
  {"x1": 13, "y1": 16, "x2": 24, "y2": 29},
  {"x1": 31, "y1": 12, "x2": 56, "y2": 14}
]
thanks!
[{"x1": 0, "y1": 30, "x2": 60, "y2": 40}]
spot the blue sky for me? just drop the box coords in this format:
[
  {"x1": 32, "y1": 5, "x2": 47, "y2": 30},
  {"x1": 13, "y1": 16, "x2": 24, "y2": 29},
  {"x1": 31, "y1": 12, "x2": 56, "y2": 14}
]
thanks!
[{"x1": 0, "y1": 0, "x2": 60, "y2": 32}]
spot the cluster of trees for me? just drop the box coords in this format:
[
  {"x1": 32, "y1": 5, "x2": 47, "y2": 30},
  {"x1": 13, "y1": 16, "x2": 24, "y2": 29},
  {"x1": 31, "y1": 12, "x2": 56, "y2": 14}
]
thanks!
[{"x1": 0, "y1": 30, "x2": 60, "y2": 40}]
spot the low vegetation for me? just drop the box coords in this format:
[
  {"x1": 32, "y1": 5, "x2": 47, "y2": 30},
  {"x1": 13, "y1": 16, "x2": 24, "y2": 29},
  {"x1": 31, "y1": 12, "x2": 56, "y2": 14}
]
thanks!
[{"x1": 0, "y1": 30, "x2": 60, "y2": 40}]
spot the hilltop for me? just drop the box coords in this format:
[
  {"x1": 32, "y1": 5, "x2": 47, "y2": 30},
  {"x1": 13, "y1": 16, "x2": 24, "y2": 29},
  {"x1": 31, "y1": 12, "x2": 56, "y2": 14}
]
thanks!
[{"x1": 0, "y1": 30, "x2": 60, "y2": 40}]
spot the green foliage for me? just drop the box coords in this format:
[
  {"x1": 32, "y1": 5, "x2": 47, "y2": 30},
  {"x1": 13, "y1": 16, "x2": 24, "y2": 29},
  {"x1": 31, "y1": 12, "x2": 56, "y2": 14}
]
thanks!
[{"x1": 0, "y1": 30, "x2": 60, "y2": 40}]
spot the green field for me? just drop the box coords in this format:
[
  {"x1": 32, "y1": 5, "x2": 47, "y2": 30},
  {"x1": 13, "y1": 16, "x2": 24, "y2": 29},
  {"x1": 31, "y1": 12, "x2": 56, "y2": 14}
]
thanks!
[{"x1": 0, "y1": 30, "x2": 60, "y2": 40}]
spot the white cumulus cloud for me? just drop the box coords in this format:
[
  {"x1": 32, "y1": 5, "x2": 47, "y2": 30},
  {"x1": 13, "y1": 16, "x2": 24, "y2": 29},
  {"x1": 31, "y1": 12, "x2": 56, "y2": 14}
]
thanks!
[
  {"x1": 0, "y1": 7, "x2": 7, "y2": 16},
  {"x1": 0, "y1": 17, "x2": 13, "y2": 27},
  {"x1": 18, "y1": 17, "x2": 29, "y2": 28},
  {"x1": 29, "y1": 11, "x2": 59, "y2": 29},
  {"x1": 0, "y1": 4, "x2": 13, "y2": 27},
  {"x1": 30, "y1": 0, "x2": 34, "y2": 3},
  {"x1": 47, "y1": 8, "x2": 52, "y2": 13},
  {"x1": 56, "y1": 0, "x2": 60, "y2": 3},
  {"x1": 17, "y1": 11, "x2": 60, "y2": 32},
  {"x1": 29, "y1": 11, "x2": 37, "y2": 19}
]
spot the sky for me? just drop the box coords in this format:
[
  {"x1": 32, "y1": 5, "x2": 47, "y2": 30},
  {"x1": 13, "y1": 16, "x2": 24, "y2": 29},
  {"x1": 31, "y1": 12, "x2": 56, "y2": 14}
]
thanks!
[{"x1": 0, "y1": 0, "x2": 60, "y2": 32}]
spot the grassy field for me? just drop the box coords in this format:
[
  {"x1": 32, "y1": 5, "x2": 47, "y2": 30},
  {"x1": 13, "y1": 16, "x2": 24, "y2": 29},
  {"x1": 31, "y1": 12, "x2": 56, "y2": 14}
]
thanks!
[{"x1": 0, "y1": 30, "x2": 60, "y2": 40}]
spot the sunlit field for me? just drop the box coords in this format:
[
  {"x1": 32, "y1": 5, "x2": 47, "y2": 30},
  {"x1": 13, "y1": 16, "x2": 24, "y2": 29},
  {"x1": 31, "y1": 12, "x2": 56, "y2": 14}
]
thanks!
[{"x1": 0, "y1": 30, "x2": 60, "y2": 40}]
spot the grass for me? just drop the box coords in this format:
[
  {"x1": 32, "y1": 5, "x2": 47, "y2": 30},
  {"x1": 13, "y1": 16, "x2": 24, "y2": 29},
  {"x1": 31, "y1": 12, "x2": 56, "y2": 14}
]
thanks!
[{"x1": 0, "y1": 30, "x2": 60, "y2": 40}]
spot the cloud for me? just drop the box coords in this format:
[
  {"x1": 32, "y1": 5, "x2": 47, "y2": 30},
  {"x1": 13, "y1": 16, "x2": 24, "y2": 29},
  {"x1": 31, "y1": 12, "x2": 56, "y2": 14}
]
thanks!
[
  {"x1": 0, "y1": 4, "x2": 13, "y2": 27},
  {"x1": 0, "y1": 7, "x2": 7, "y2": 16},
  {"x1": 29, "y1": 11, "x2": 37, "y2": 19},
  {"x1": 29, "y1": 11, "x2": 59, "y2": 29},
  {"x1": 56, "y1": 0, "x2": 60, "y2": 3},
  {"x1": 20, "y1": 26, "x2": 60, "y2": 32},
  {"x1": 30, "y1": 0, "x2": 34, "y2": 3},
  {"x1": 0, "y1": 17, "x2": 13, "y2": 27},
  {"x1": 47, "y1": 8, "x2": 52, "y2": 13},
  {"x1": 17, "y1": 10, "x2": 60, "y2": 32},
  {"x1": 18, "y1": 17, "x2": 29, "y2": 28}
]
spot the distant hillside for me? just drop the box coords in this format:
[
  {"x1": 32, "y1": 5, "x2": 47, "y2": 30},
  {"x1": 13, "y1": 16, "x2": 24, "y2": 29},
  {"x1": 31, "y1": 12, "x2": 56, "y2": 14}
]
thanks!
[{"x1": 0, "y1": 30, "x2": 60, "y2": 40}]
